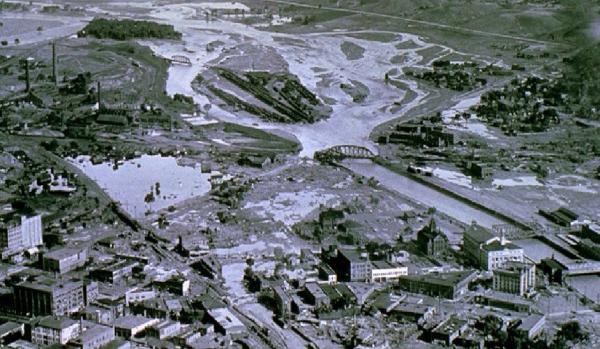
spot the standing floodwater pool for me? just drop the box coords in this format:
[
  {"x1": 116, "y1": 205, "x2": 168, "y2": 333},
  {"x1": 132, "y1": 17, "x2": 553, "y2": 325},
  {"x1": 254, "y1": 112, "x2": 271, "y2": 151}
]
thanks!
[{"x1": 68, "y1": 154, "x2": 211, "y2": 217}]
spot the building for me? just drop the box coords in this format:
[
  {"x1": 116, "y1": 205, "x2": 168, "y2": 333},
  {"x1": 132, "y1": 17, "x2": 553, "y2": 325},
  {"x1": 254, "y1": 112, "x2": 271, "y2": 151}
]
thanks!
[
  {"x1": 153, "y1": 275, "x2": 190, "y2": 296},
  {"x1": 493, "y1": 261, "x2": 536, "y2": 296},
  {"x1": 146, "y1": 321, "x2": 181, "y2": 340},
  {"x1": 69, "y1": 323, "x2": 115, "y2": 349},
  {"x1": 579, "y1": 223, "x2": 600, "y2": 243},
  {"x1": 31, "y1": 316, "x2": 80, "y2": 346},
  {"x1": 416, "y1": 219, "x2": 448, "y2": 257},
  {"x1": 465, "y1": 162, "x2": 492, "y2": 179},
  {"x1": 0, "y1": 214, "x2": 43, "y2": 258},
  {"x1": 318, "y1": 264, "x2": 337, "y2": 285},
  {"x1": 84, "y1": 281, "x2": 99, "y2": 305},
  {"x1": 83, "y1": 305, "x2": 116, "y2": 326},
  {"x1": 0, "y1": 321, "x2": 25, "y2": 345},
  {"x1": 19, "y1": 214, "x2": 43, "y2": 248},
  {"x1": 271, "y1": 285, "x2": 291, "y2": 319},
  {"x1": 113, "y1": 315, "x2": 159, "y2": 339},
  {"x1": 397, "y1": 270, "x2": 476, "y2": 300},
  {"x1": 173, "y1": 328, "x2": 204, "y2": 348},
  {"x1": 206, "y1": 308, "x2": 245, "y2": 335},
  {"x1": 125, "y1": 289, "x2": 157, "y2": 306},
  {"x1": 475, "y1": 291, "x2": 533, "y2": 313},
  {"x1": 332, "y1": 249, "x2": 371, "y2": 282},
  {"x1": 370, "y1": 261, "x2": 408, "y2": 283},
  {"x1": 13, "y1": 277, "x2": 85, "y2": 316},
  {"x1": 0, "y1": 219, "x2": 22, "y2": 252},
  {"x1": 304, "y1": 282, "x2": 330, "y2": 307},
  {"x1": 191, "y1": 255, "x2": 221, "y2": 279},
  {"x1": 89, "y1": 260, "x2": 138, "y2": 284},
  {"x1": 42, "y1": 247, "x2": 88, "y2": 274},
  {"x1": 463, "y1": 223, "x2": 524, "y2": 270},
  {"x1": 539, "y1": 257, "x2": 567, "y2": 285},
  {"x1": 429, "y1": 316, "x2": 469, "y2": 346},
  {"x1": 510, "y1": 314, "x2": 545, "y2": 339},
  {"x1": 382, "y1": 123, "x2": 455, "y2": 148},
  {"x1": 539, "y1": 207, "x2": 579, "y2": 227}
]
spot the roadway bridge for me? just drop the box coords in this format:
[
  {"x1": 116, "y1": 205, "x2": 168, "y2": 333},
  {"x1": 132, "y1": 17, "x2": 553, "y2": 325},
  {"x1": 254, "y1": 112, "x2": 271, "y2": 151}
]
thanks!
[
  {"x1": 315, "y1": 145, "x2": 376, "y2": 162},
  {"x1": 169, "y1": 55, "x2": 192, "y2": 66}
]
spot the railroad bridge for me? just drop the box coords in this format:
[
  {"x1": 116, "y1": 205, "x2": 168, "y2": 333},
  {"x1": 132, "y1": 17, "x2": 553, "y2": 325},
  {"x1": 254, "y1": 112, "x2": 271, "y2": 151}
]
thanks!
[
  {"x1": 170, "y1": 55, "x2": 192, "y2": 66},
  {"x1": 315, "y1": 145, "x2": 376, "y2": 162}
]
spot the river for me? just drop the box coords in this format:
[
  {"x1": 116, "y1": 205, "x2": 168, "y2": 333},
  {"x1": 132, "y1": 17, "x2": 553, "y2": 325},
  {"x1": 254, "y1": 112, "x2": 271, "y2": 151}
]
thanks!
[{"x1": 343, "y1": 159, "x2": 507, "y2": 229}]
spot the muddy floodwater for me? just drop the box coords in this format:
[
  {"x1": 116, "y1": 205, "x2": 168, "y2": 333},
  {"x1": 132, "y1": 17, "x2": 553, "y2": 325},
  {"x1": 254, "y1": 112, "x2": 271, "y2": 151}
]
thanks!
[{"x1": 68, "y1": 155, "x2": 211, "y2": 217}]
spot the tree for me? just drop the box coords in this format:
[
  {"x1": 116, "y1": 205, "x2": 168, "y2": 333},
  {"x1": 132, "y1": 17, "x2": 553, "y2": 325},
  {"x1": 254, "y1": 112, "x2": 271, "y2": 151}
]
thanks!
[
  {"x1": 556, "y1": 320, "x2": 588, "y2": 342},
  {"x1": 476, "y1": 314, "x2": 502, "y2": 335}
]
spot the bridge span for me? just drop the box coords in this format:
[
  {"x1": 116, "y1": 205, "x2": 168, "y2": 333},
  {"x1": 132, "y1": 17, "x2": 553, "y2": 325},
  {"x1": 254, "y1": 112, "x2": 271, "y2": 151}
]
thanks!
[
  {"x1": 314, "y1": 145, "x2": 376, "y2": 162},
  {"x1": 169, "y1": 55, "x2": 192, "y2": 66}
]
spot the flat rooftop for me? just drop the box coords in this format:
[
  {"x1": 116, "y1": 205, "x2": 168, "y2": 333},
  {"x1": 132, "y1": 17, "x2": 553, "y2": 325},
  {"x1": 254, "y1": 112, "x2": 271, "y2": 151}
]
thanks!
[
  {"x1": 399, "y1": 270, "x2": 475, "y2": 287},
  {"x1": 207, "y1": 308, "x2": 244, "y2": 331},
  {"x1": 44, "y1": 247, "x2": 85, "y2": 260},
  {"x1": 36, "y1": 316, "x2": 78, "y2": 330},
  {"x1": 113, "y1": 315, "x2": 155, "y2": 330}
]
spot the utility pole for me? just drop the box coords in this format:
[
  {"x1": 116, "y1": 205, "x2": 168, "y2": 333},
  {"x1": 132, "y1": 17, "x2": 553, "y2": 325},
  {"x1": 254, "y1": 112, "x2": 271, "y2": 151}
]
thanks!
[
  {"x1": 52, "y1": 41, "x2": 57, "y2": 86},
  {"x1": 97, "y1": 81, "x2": 101, "y2": 108}
]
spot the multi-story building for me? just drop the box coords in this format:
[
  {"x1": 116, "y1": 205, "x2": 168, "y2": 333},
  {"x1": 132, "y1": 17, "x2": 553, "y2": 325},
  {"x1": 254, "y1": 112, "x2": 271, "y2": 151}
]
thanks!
[
  {"x1": 397, "y1": 270, "x2": 476, "y2": 300},
  {"x1": 271, "y1": 285, "x2": 291, "y2": 319},
  {"x1": 370, "y1": 261, "x2": 408, "y2": 283},
  {"x1": 0, "y1": 221, "x2": 22, "y2": 252},
  {"x1": 463, "y1": 223, "x2": 524, "y2": 270},
  {"x1": 31, "y1": 316, "x2": 80, "y2": 346},
  {"x1": 125, "y1": 289, "x2": 157, "y2": 306},
  {"x1": 152, "y1": 275, "x2": 190, "y2": 296},
  {"x1": 417, "y1": 219, "x2": 449, "y2": 257},
  {"x1": 21, "y1": 214, "x2": 43, "y2": 248},
  {"x1": 493, "y1": 261, "x2": 536, "y2": 296},
  {"x1": 0, "y1": 214, "x2": 43, "y2": 258},
  {"x1": 89, "y1": 260, "x2": 138, "y2": 284},
  {"x1": 42, "y1": 247, "x2": 88, "y2": 274},
  {"x1": 332, "y1": 249, "x2": 371, "y2": 282},
  {"x1": 13, "y1": 277, "x2": 85, "y2": 316},
  {"x1": 69, "y1": 323, "x2": 115, "y2": 349}
]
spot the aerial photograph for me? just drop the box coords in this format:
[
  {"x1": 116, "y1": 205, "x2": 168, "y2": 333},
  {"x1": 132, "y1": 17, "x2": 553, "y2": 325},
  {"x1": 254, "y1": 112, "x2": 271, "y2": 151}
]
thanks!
[{"x1": 0, "y1": 0, "x2": 599, "y2": 348}]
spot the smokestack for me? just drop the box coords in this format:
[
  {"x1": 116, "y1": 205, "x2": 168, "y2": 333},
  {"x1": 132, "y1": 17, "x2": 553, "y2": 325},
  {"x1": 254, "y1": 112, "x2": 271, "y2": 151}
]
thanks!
[
  {"x1": 52, "y1": 42, "x2": 57, "y2": 86},
  {"x1": 25, "y1": 58, "x2": 31, "y2": 92}
]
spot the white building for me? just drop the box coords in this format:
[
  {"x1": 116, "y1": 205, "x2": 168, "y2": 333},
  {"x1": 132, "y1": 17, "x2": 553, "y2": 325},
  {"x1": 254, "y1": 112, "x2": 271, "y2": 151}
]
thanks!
[
  {"x1": 70, "y1": 322, "x2": 115, "y2": 349},
  {"x1": 32, "y1": 316, "x2": 80, "y2": 346},
  {"x1": 493, "y1": 261, "x2": 536, "y2": 296},
  {"x1": 125, "y1": 289, "x2": 157, "y2": 305},
  {"x1": 463, "y1": 223, "x2": 524, "y2": 271},
  {"x1": 0, "y1": 214, "x2": 43, "y2": 258},
  {"x1": 370, "y1": 261, "x2": 408, "y2": 282}
]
